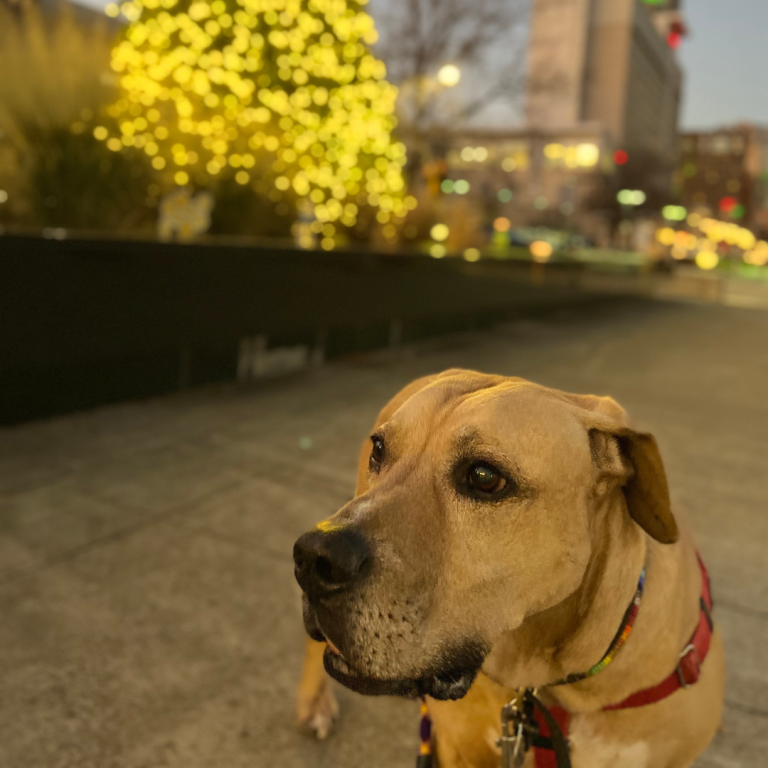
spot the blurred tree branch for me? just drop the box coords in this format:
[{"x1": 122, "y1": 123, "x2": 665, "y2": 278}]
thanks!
[
  {"x1": 372, "y1": 0, "x2": 529, "y2": 136},
  {"x1": 368, "y1": 0, "x2": 529, "y2": 196}
]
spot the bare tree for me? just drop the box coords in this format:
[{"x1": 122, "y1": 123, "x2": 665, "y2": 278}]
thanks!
[{"x1": 369, "y1": 0, "x2": 530, "y2": 157}]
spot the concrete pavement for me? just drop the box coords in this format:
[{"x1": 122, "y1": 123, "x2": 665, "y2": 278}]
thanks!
[{"x1": 1, "y1": 297, "x2": 767, "y2": 768}]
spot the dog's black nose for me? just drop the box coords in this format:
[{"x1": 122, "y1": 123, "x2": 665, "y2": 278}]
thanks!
[{"x1": 293, "y1": 528, "x2": 371, "y2": 599}]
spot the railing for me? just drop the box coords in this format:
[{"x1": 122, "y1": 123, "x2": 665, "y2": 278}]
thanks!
[{"x1": 0, "y1": 234, "x2": 617, "y2": 424}]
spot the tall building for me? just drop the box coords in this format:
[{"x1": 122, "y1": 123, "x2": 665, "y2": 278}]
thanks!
[
  {"x1": 437, "y1": 0, "x2": 687, "y2": 245},
  {"x1": 679, "y1": 125, "x2": 768, "y2": 237},
  {"x1": 527, "y1": 0, "x2": 684, "y2": 162}
]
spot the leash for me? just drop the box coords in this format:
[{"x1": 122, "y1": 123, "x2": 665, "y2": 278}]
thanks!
[
  {"x1": 497, "y1": 689, "x2": 571, "y2": 768},
  {"x1": 416, "y1": 688, "x2": 571, "y2": 768},
  {"x1": 415, "y1": 555, "x2": 714, "y2": 768}
]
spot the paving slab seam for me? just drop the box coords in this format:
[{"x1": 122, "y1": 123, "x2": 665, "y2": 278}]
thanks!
[
  {"x1": 0, "y1": 478, "x2": 249, "y2": 589},
  {"x1": 724, "y1": 700, "x2": 768, "y2": 719},
  {"x1": 716, "y1": 600, "x2": 768, "y2": 621}
]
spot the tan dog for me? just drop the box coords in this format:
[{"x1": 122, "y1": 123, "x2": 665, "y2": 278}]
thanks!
[{"x1": 293, "y1": 370, "x2": 725, "y2": 767}]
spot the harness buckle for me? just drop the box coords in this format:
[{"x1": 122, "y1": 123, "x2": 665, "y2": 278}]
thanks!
[{"x1": 676, "y1": 643, "x2": 700, "y2": 689}]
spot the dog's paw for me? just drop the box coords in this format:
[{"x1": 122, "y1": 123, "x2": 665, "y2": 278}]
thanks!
[{"x1": 296, "y1": 682, "x2": 339, "y2": 740}]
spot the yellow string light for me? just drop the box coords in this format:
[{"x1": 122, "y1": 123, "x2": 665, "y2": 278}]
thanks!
[{"x1": 98, "y1": 0, "x2": 408, "y2": 231}]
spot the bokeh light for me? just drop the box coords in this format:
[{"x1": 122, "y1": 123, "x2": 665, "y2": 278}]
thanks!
[
  {"x1": 530, "y1": 240, "x2": 553, "y2": 261},
  {"x1": 617, "y1": 189, "x2": 646, "y2": 205},
  {"x1": 613, "y1": 149, "x2": 629, "y2": 165},
  {"x1": 431, "y1": 223, "x2": 449, "y2": 242},
  {"x1": 453, "y1": 179, "x2": 470, "y2": 194},
  {"x1": 656, "y1": 227, "x2": 676, "y2": 246},
  {"x1": 543, "y1": 142, "x2": 599, "y2": 169},
  {"x1": 430, "y1": 243, "x2": 446, "y2": 258},
  {"x1": 662, "y1": 205, "x2": 687, "y2": 221},
  {"x1": 695, "y1": 251, "x2": 719, "y2": 270},
  {"x1": 96, "y1": 0, "x2": 409, "y2": 232},
  {"x1": 436, "y1": 64, "x2": 461, "y2": 87},
  {"x1": 460, "y1": 146, "x2": 488, "y2": 163}
]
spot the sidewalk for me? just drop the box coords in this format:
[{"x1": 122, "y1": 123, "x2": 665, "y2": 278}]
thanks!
[{"x1": 1, "y1": 297, "x2": 766, "y2": 768}]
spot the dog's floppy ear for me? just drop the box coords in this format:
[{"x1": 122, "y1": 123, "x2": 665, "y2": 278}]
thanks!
[
  {"x1": 563, "y1": 393, "x2": 678, "y2": 544},
  {"x1": 597, "y1": 426, "x2": 678, "y2": 544}
]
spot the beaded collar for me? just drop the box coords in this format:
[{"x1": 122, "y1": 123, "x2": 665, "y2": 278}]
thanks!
[{"x1": 547, "y1": 566, "x2": 646, "y2": 687}]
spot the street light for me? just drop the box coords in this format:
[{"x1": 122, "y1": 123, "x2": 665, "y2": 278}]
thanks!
[{"x1": 437, "y1": 64, "x2": 461, "y2": 87}]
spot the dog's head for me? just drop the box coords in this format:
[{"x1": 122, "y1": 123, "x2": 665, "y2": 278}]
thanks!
[{"x1": 293, "y1": 370, "x2": 677, "y2": 700}]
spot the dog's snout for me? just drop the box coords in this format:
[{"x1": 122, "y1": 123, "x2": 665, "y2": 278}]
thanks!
[{"x1": 293, "y1": 528, "x2": 371, "y2": 599}]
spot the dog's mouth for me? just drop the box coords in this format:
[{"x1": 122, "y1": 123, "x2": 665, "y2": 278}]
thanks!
[
  {"x1": 304, "y1": 603, "x2": 482, "y2": 701},
  {"x1": 323, "y1": 645, "x2": 480, "y2": 700}
]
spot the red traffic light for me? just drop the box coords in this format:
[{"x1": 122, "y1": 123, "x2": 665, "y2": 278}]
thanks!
[
  {"x1": 667, "y1": 20, "x2": 685, "y2": 49},
  {"x1": 613, "y1": 150, "x2": 629, "y2": 165}
]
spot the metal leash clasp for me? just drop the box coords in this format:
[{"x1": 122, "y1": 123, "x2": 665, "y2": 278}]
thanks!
[{"x1": 497, "y1": 690, "x2": 536, "y2": 768}]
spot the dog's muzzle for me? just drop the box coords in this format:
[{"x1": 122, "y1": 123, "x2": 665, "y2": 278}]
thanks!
[
  {"x1": 294, "y1": 526, "x2": 486, "y2": 702},
  {"x1": 293, "y1": 528, "x2": 371, "y2": 602}
]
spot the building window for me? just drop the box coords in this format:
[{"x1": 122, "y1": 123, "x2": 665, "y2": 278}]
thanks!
[
  {"x1": 711, "y1": 135, "x2": 731, "y2": 155},
  {"x1": 730, "y1": 136, "x2": 745, "y2": 154}
]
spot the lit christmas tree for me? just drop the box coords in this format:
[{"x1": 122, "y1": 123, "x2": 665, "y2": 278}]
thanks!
[{"x1": 98, "y1": 0, "x2": 414, "y2": 245}]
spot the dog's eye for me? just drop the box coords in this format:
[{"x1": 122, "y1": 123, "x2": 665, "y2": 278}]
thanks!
[
  {"x1": 370, "y1": 436, "x2": 385, "y2": 469},
  {"x1": 467, "y1": 463, "x2": 507, "y2": 495}
]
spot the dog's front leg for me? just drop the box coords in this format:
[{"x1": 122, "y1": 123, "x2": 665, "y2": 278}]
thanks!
[{"x1": 296, "y1": 637, "x2": 339, "y2": 739}]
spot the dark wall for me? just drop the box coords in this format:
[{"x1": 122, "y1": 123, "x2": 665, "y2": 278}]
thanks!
[{"x1": 0, "y1": 236, "x2": 594, "y2": 425}]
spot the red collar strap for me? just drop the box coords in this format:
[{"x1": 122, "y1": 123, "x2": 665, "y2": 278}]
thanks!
[
  {"x1": 534, "y1": 554, "x2": 714, "y2": 768},
  {"x1": 603, "y1": 551, "x2": 713, "y2": 710}
]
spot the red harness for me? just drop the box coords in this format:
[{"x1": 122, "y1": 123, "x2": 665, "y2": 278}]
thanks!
[{"x1": 533, "y1": 554, "x2": 714, "y2": 768}]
